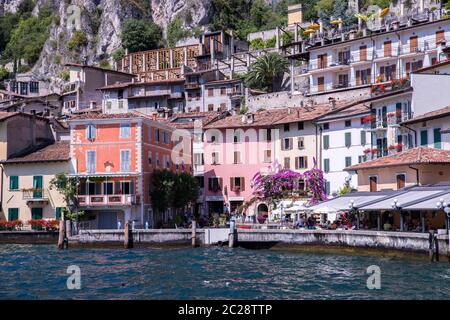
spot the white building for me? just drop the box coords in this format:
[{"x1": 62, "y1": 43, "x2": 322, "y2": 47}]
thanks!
[
  {"x1": 316, "y1": 103, "x2": 371, "y2": 196},
  {"x1": 301, "y1": 10, "x2": 450, "y2": 96}
]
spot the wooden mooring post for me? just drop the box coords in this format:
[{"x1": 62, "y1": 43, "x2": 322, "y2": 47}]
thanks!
[
  {"x1": 57, "y1": 219, "x2": 68, "y2": 250},
  {"x1": 124, "y1": 221, "x2": 133, "y2": 249},
  {"x1": 191, "y1": 220, "x2": 198, "y2": 248},
  {"x1": 229, "y1": 219, "x2": 237, "y2": 248},
  {"x1": 428, "y1": 231, "x2": 440, "y2": 262}
]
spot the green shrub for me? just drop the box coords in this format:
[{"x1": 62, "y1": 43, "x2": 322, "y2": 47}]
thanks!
[
  {"x1": 112, "y1": 48, "x2": 125, "y2": 61},
  {"x1": 65, "y1": 31, "x2": 88, "y2": 51},
  {"x1": 249, "y1": 38, "x2": 265, "y2": 50},
  {"x1": 99, "y1": 59, "x2": 111, "y2": 69},
  {"x1": 59, "y1": 70, "x2": 70, "y2": 81},
  {"x1": 121, "y1": 19, "x2": 161, "y2": 53},
  {"x1": 167, "y1": 17, "x2": 191, "y2": 47}
]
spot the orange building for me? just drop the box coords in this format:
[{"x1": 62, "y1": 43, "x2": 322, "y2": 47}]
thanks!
[{"x1": 68, "y1": 113, "x2": 185, "y2": 229}]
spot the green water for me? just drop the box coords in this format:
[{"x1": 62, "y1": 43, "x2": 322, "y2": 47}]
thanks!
[{"x1": 0, "y1": 244, "x2": 449, "y2": 300}]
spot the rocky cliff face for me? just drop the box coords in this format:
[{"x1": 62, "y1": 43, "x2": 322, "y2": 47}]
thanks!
[
  {"x1": 3, "y1": 0, "x2": 212, "y2": 87},
  {"x1": 0, "y1": 0, "x2": 26, "y2": 14}
]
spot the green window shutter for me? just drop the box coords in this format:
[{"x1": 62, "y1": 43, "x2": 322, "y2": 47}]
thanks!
[
  {"x1": 345, "y1": 157, "x2": 352, "y2": 167},
  {"x1": 360, "y1": 130, "x2": 366, "y2": 146},
  {"x1": 9, "y1": 176, "x2": 19, "y2": 190},
  {"x1": 420, "y1": 130, "x2": 428, "y2": 146},
  {"x1": 325, "y1": 181, "x2": 331, "y2": 195},
  {"x1": 8, "y1": 208, "x2": 19, "y2": 221},
  {"x1": 55, "y1": 207, "x2": 62, "y2": 220},
  {"x1": 434, "y1": 128, "x2": 442, "y2": 149},
  {"x1": 31, "y1": 207, "x2": 43, "y2": 220},
  {"x1": 324, "y1": 159, "x2": 330, "y2": 173},
  {"x1": 323, "y1": 135, "x2": 329, "y2": 149},
  {"x1": 345, "y1": 132, "x2": 351, "y2": 147}
]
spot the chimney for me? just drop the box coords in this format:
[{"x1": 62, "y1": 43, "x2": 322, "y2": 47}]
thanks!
[
  {"x1": 246, "y1": 113, "x2": 254, "y2": 124},
  {"x1": 329, "y1": 97, "x2": 337, "y2": 110},
  {"x1": 241, "y1": 115, "x2": 247, "y2": 124}
]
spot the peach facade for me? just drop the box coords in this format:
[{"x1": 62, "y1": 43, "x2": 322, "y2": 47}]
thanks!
[
  {"x1": 69, "y1": 115, "x2": 178, "y2": 228},
  {"x1": 354, "y1": 164, "x2": 450, "y2": 192}
]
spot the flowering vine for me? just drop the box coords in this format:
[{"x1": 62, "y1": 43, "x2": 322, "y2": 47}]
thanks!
[{"x1": 250, "y1": 159, "x2": 327, "y2": 207}]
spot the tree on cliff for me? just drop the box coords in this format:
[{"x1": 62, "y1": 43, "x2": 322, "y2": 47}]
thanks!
[
  {"x1": 244, "y1": 52, "x2": 289, "y2": 93},
  {"x1": 121, "y1": 19, "x2": 162, "y2": 53}
]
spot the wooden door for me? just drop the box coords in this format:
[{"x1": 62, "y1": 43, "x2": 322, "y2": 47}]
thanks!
[
  {"x1": 384, "y1": 41, "x2": 392, "y2": 57},
  {"x1": 436, "y1": 30, "x2": 445, "y2": 46},
  {"x1": 355, "y1": 70, "x2": 361, "y2": 86},
  {"x1": 410, "y1": 36, "x2": 418, "y2": 53},
  {"x1": 360, "y1": 45, "x2": 367, "y2": 61},
  {"x1": 370, "y1": 176, "x2": 377, "y2": 192},
  {"x1": 397, "y1": 174, "x2": 405, "y2": 189},
  {"x1": 366, "y1": 68, "x2": 372, "y2": 84},
  {"x1": 319, "y1": 54, "x2": 328, "y2": 68},
  {"x1": 318, "y1": 77, "x2": 325, "y2": 92}
]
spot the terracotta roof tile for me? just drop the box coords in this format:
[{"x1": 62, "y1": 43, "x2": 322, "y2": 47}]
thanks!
[
  {"x1": 401, "y1": 105, "x2": 450, "y2": 125},
  {"x1": 68, "y1": 112, "x2": 146, "y2": 121},
  {"x1": 317, "y1": 103, "x2": 371, "y2": 122},
  {"x1": 204, "y1": 99, "x2": 358, "y2": 129},
  {"x1": 345, "y1": 147, "x2": 450, "y2": 171},
  {"x1": 168, "y1": 111, "x2": 227, "y2": 129},
  {"x1": 1, "y1": 141, "x2": 70, "y2": 164}
]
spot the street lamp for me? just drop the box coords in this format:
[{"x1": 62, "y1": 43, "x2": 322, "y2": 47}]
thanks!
[
  {"x1": 391, "y1": 198, "x2": 401, "y2": 210},
  {"x1": 348, "y1": 199, "x2": 355, "y2": 210},
  {"x1": 436, "y1": 198, "x2": 450, "y2": 231},
  {"x1": 348, "y1": 200, "x2": 358, "y2": 230}
]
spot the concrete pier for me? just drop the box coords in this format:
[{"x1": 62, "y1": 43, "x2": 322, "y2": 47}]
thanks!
[{"x1": 66, "y1": 229, "x2": 450, "y2": 257}]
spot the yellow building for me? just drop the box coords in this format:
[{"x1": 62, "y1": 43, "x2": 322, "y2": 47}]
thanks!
[
  {"x1": 345, "y1": 147, "x2": 450, "y2": 192},
  {"x1": 0, "y1": 141, "x2": 70, "y2": 222}
]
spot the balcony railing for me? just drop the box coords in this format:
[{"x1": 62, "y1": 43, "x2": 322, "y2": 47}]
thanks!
[
  {"x1": 76, "y1": 194, "x2": 141, "y2": 206},
  {"x1": 63, "y1": 81, "x2": 83, "y2": 93},
  {"x1": 22, "y1": 189, "x2": 49, "y2": 202}
]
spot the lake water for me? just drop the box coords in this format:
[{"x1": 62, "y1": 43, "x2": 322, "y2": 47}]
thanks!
[{"x1": 1, "y1": 244, "x2": 450, "y2": 300}]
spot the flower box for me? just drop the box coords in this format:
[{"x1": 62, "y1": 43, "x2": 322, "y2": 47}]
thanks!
[
  {"x1": 27, "y1": 219, "x2": 59, "y2": 231},
  {"x1": 0, "y1": 220, "x2": 23, "y2": 231},
  {"x1": 361, "y1": 115, "x2": 376, "y2": 123}
]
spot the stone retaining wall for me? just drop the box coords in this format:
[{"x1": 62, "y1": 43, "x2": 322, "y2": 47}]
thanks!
[
  {"x1": 70, "y1": 229, "x2": 205, "y2": 246},
  {"x1": 0, "y1": 231, "x2": 59, "y2": 244},
  {"x1": 237, "y1": 229, "x2": 449, "y2": 255}
]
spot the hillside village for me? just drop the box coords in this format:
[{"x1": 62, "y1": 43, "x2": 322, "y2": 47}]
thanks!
[{"x1": 1, "y1": 0, "x2": 450, "y2": 235}]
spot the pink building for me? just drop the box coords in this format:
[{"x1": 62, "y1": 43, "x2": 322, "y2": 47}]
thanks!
[{"x1": 202, "y1": 111, "x2": 286, "y2": 218}]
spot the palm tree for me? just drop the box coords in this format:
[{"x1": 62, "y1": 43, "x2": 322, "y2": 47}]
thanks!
[{"x1": 244, "y1": 52, "x2": 289, "y2": 93}]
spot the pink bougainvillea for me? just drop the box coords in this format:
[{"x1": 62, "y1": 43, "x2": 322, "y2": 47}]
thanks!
[{"x1": 250, "y1": 158, "x2": 327, "y2": 206}]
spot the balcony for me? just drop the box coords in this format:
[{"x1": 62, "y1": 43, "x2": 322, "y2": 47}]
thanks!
[
  {"x1": 22, "y1": 189, "x2": 49, "y2": 204},
  {"x1": 185, "y1": 82, "x2": 200, "y2": 90},
  {"x1": 370, "y1": 78, "x2": 411, "y2": 97},
  {"x1": 373, "y1": 49, "x2": 399, "y2": 62},
  {"x1": 309, "y1": 59, "x2": 350, "y2": 73},
  {"x1": 63, "y1": 81, "x2": 83, "y2": 94},
  {"x1": 169, "y1": 92, "x2": 183, "y2": 99},
  {"x1": 129, "y1": 89, "x2": 171, "y2": 98},
  {"x1": 76, "y1": 194, "x2": 141, "y2": 207}
]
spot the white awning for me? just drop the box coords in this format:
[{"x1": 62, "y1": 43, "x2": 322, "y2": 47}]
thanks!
[
  {"x1": 308, "y1": 191, "x2": 395, "y2": 213},
  {"x1": 69, "y1": 173, "x2": 141, "y2": 178},
  {"x1": 271, "y1": 200, "x2": 308, "y2": 214},
  {"x1": 360, "y1": 190, "x2": 444, "y2": 210},
  {"x1": 402, "y1": 192, "x2": 450, "y2": 210}
]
